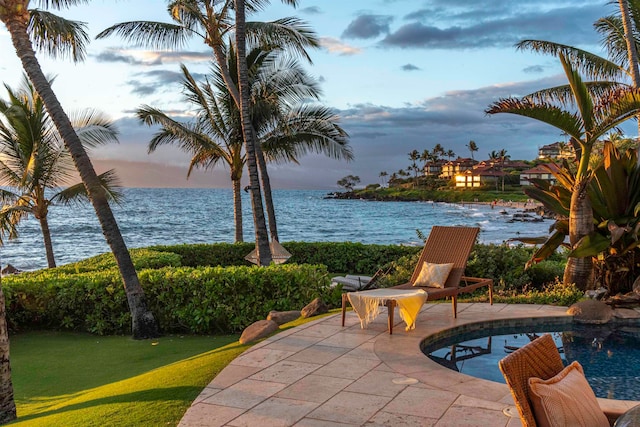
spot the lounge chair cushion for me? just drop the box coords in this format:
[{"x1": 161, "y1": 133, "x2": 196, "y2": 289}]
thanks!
[
  {"x1": 413, "y1": 262, "x2": 454, "y2": 288},
  {"x1": 528, "y1": 361, "x2": 609, "y2": 427}
]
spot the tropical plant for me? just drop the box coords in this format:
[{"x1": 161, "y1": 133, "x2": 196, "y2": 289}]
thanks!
[
  {"x1": 0, "y1": 0, "x2": 158, "y2": 340},
  {"x1": 487, "y1": 53, "x2": 640, "y2": 291},
  {"x1": 98, "y1": 0, "x2": 317, "y2": 266},
  {"x1": 467, "y1": 140, "x2": 478, "y2": 160},
  {"x1": 0, "y1": 77, "x2": 122, "y2": 268},
  {"x1": 379, "y1": 171, "x2": 388, "y2": 186},
  {"x1": 139, "y1": 42, "x2": 350, "y2": 242},
  {"x1": 522, "y1": 141, "x2": 640, "y2": 295},
  {"x1": 0, "y1": 277, "x2": 14, "y2": 424}
]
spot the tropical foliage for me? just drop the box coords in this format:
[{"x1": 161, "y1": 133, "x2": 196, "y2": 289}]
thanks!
[{"x1": 0, "y1": 77, "x2": 122, "y2": 268}]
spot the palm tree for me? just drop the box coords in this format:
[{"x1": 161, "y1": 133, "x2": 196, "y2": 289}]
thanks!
[
  {"x1": 445, "y1": 149, "x2": 456, "y2": 161},
  {"x1": 498, "y1": 149, "x2": 510, "y2": 191},
  {"x1": 0, "y1": 276, "x2": 14, "y2": 424},
  {"x1": 0, "y1": 0, "x2": 158, "y2": 339},
  {"x1": 0, "y1": 77, "x2": 123, "y2": 267},
  {"x1": 98, "y1": 0, "x2": 316, "y2": 265},
  {"x1": 486, "y1": 52, "x2": 640, "y2": 290},
  {"x1": 379, "y1": 171, "x2": 388, "y2": 186},
  {"x1": 140, "y1": 43, "x2": 350, "y2": 243},
  {"x1": 466, "y1": 140, "x2": 478, "y2": 160}
]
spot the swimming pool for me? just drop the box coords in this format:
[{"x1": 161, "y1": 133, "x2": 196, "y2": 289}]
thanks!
[{"x1": 421, "y1": 317, "x2": 640, "y2": 401}]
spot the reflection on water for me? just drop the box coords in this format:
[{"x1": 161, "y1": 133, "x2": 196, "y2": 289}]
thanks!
[{"x1": 426, "y1": 322, "x2": 640, "y2": 400}]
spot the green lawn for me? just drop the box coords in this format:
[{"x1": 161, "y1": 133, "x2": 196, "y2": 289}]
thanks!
[{"x1": 7, "y1": 331, "x2": 248, "y2": 426}]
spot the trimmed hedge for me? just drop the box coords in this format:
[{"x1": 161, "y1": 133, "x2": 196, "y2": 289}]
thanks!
[{"x1": 3, "y1": 263, "x2": 332, "y2": 335}]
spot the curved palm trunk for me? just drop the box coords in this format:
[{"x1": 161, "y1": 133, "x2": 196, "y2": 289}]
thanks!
[
  {"x1": 564, "y1": 179, "x2": 595, "y2": 290},
  {"x1": 618, "y1": 0, "x2": 640, "y2": 141},
  {"x1": 4, "y1": 15, "x2": 158, "y2": 338},
  {"x1": 0, "y1": 281, "x2": 16, "y2": 425},
  {"x1": 235, "y1": 0, "x2": 272, "y2": 265},
  {"x1": 231, "y1": 177, "x2": 244, "y2": 242},
  {"x1": 255, "y1": 140, "x2": 278, "y2": 241},
  {"x1": 39, "y1": 216, "x2": 56, "y2": 268}
]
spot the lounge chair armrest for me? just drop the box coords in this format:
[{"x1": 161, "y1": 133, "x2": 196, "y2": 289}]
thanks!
[{"x1": 458, "y1": 276, "x2": 493, "y2": 292}]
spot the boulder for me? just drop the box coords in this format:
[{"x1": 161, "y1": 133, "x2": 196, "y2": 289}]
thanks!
[
  {"x1": 1, "y1": 264, "x2": 21, "y2": 275},
  {"x1": 301, "y1": 297, "x2": 328, "y2": 318},
  {"x1": 266, "y1": 310, "x2": 301, "y2": 325},
  {"x1": 567, "y1": 299, "x2": 613, "y2": 324},
  {"x1": 612, "y1": 308, "x2": 640, "y2": 319},
  {"x1": 239, "y1": 319, "x2": 279, "y2": 344}
]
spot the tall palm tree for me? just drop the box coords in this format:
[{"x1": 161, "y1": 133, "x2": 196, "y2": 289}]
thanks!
[
  {"x1": 486, "y1": 53, "x2": 640, "y2": 290},
  {"x1": 98, "y1": 0, "x2": 316, "y2": 265},
  {"x1": 0, "y1": 276, "x2": 14, "y2": 424},
  {"x1": 498, "y1": 148, "x2": 510, "y2": 191},
  {"x1": 466, "y1": 140, "x2": 478, "y2": 160},
  {"x1": 0, "y1": 0, "x2": 158, "y2": 339},
  {"x1": 0, "y1": 77, "x2": 123, "y2": 268},
  {"x1": 379, "y1": 171, "x2": 388, "y2": 186},
  {"x1": 139, "y1": 43, "x2": 350, "y2": 243}
]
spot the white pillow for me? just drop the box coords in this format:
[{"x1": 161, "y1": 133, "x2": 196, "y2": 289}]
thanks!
[
  {"x1": 528, "y1": 361, "x2": 609, "y2": 427},
  {"x1": 413, "y1": 262, "x2": 454, "y2": 288}
]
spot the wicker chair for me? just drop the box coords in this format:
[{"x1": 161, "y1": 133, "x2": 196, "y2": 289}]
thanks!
[
  {"x1": 499, "y1": 334, "x2": 619, "y2": 427},
  {"x1": 341, "y1": 226, "x2": 493, "y2": 333}
]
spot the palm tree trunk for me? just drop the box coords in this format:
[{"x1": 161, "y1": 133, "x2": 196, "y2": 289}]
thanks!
[
  {"x1": 255, "y1": 140, "x2": 278, "y2": 241},
  {"x1": 39, "y1": 216, "x2": 56, "y2": 268},
  {"x1": 618, "y1": 0, "x2": 640, "y2": 146},
  {"x1": 564, "y1": 178, "x2": 595, "y2": 290},
  {"x1": 4, "y1": 16, "x2": 158, "y2": 339},
  {"x1": 232, "y1": 177, "x2": 243, "y2": 242},
  {"x1": 0, "y1": 281, "x2": 16, "y2": 425},
  {"x1": 235, "y1": 0, "x2": 272, "y2": 265}
]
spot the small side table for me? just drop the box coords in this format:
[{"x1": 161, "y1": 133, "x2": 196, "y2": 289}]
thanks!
[{"x1": 614, "y1": 403, "x2": 640, "y2": 427}]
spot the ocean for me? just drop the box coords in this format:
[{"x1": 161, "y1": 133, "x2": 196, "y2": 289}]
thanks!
[{"x1": 1, "y1": 188, "x2": 552, "y2": 272}]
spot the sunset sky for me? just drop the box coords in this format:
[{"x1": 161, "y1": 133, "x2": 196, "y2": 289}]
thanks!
[{"x1": 0, "y1": 0, "x2": 632, "y2": 189}]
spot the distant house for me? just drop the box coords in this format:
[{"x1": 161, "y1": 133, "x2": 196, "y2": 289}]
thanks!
[
  {"x1": 423, "y1": 159, "x2": 447, "y2": 177},
  {"x1": 440, "y1": 157, "x2": 477, "y2": 179},
  {"x1": 454, "y1": 166, "x2": 506, "y2": 188},
  {"x1": 538, "y1": 142, "x2": 574, "y2": 160},
  {"x1": 520, "y1": 163, "x2": 560, "y2": 186}
]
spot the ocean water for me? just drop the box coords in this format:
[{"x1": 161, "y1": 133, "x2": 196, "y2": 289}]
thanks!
[{"x1": 1, "y1": 188, "x2": 552, "y2": 271}]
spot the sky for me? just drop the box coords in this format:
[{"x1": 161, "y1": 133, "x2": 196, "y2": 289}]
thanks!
[{"x1": 0, "y1": 0, "x2": 633, "y2": 189}]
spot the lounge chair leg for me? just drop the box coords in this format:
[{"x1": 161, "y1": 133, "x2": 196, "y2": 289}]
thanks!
[
  {"x1": 341, "y1": 294, "x2": 347, "y2": 327},
  {"x1": 489, "y1": 283, "x2": 494, "y2": 305},
  {"x1": 452, "y1": 296, "x2": 457, "y2": 318},
  {"x1": 387, "y1": 300, "x2": 395, "y2": 335}
]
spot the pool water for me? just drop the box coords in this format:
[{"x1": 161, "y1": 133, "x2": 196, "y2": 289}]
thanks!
[{"x1": 423, "y1": 321, "x2": 640, "y2": 401}]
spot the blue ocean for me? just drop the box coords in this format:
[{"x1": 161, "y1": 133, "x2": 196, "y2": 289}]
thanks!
[{"x1": 1, "y1": 188, "x2": 552, "y2": 271}]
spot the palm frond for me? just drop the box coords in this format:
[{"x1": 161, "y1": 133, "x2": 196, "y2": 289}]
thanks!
[
  {"x1": 96, "y1": 21, "x2": 193, "y2": 50},
  {"x1": 71, "y1": 109, "x2": 119, "y2": 148},
  {"x1": 53, "y1": 169, "x2": 123, "y2": 206},
  {"x1": 246, "y1": 17, "x2": 319, "y2": 63},
  {"x1": 28, "y1": 10, "x2": 89, "y2": 62}
]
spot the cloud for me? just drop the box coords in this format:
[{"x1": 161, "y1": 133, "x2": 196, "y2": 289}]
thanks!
[
  {"x1": 401, "y1": 64, "x2": 420, "y2": 71},
  {"x1": 380, "y1": 3, "x2": 603, "y2": 49},
  {"x1": 300, "y1": 6, "x2": 321, "y2": 15},
  {"x1": 523, "y1": 65, "x2": 545, "y2": 74},
  {"x1": 125, "y1": 69, "x2": 207, "y2": 96},
  {"x1": 342, "y1": 14, "x2": 394, "y2": 39},
  {"x1": 94, "y1": 49, "x2": 210, "y2": 66},
  {"x1": 319, "y1": 37, "x2": 362, "y2": 55}
]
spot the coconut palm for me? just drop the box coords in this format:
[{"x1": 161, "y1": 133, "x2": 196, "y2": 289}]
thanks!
[
  {"x1": 379, "y1": 171, "x2": 388, "y2": 186},
  {"x1": 0, "y1": 77, "x2": 122, "y2": 268},
  {"x1": 139, "y1": 43, "x2": 350, "y2": 243},
  {"x1": 98, "y1": 0, "x2": 317, "y2": 265},
  {"x1": 466, "y1": 140, "x2": 478, "y2": 160},
  {"x1": 0, "y1": 277, "x2": 14, "y2": 424},
  {"x1": 0, "y1": 0, "x2": 158, "y2": 339},
  {"x1": 486, "y1": 53, "x2": 640, "y2": 290}
]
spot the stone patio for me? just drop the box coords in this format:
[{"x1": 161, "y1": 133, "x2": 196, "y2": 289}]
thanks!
[{"x1": 179, "y1": 302, "x2": 638, "y2": 426}]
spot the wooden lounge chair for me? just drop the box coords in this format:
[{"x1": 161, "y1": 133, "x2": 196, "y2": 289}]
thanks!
[
  {"x1": 499, "y1": 334, "x2": 620, "y2": 426},
  {"x1": 341, "y1": 226, "x2": 493, "y2": 333}
]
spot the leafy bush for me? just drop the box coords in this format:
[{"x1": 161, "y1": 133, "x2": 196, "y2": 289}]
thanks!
[
  {"x1": 55, "y1": 248, "x2": 182, "y2": 273},
  {"x1": 495, "y1": 280, "x2": 583, "y2": 306},
  {"x1": 3, "y1": 264, "x2": 332, "y2": 335}
]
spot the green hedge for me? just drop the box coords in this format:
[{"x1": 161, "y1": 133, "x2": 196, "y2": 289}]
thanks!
[{"x1": 3, "y1": 264, "x2": 332, "y2": 335}]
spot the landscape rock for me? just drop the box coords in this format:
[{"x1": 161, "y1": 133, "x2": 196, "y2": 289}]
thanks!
[
  {"x1": 567, "y1": 299, "x2": 613, "y2": 324},
  {"x1": 612, "y1": 308, "x2": 640, "y2": 319},
  {"x1": 1, "y1": 264, "x2": 21, "y2": 275},
  {"x1": 266, "y1": 310, "x2": 301, "y2": 325},
  {"x1": 301, "y1": 298, "x2": 328, "y2": 318},
  {"x1": 239, "y1": 320, "x2": 279, "y2": 344}
]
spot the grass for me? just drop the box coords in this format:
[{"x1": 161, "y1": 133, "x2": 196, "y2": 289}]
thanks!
[{"x1": 6, "y1": 313, "x2": 335, "y2": 426}]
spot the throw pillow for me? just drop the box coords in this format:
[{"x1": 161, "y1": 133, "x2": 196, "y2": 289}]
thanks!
[
  {"x1": 413, "y1": 262, "x2": 454, "y2": 288},
  {"x1": 528, "y1": 361, "x2": 609, "y2": 427}
]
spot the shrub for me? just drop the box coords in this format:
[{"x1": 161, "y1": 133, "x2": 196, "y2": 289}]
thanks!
[
  {"x1": 55, "y1": 248, "x2": 183, "y2": 273},
  {"x1": 3, "y1": 264, "x2": 332, "y2": 335}
]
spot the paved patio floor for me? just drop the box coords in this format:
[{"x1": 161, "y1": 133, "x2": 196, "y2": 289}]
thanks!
[{"x1": 179, "y1": 302, "x2": 637, "y2": 427}]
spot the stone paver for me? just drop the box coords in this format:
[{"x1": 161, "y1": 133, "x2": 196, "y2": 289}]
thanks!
[{"x1": 179, "y1": 303, "x2": 635, "y2": 426}]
